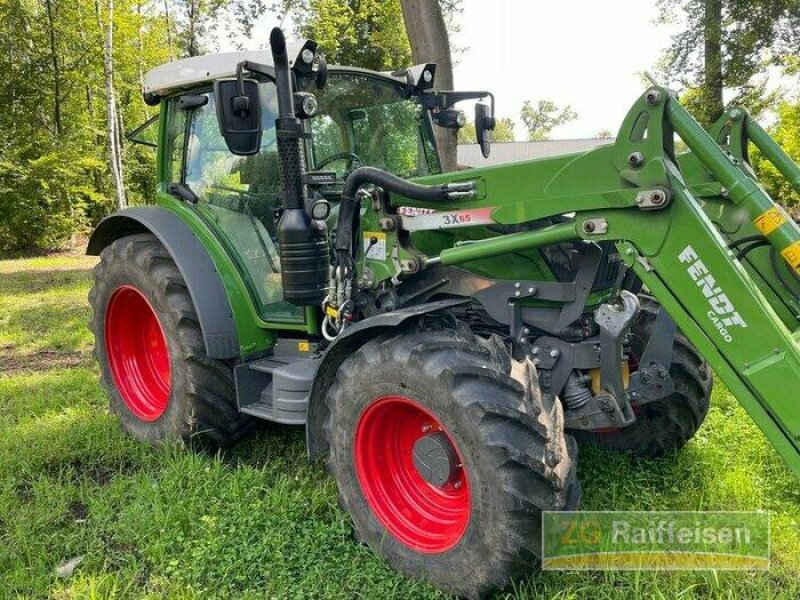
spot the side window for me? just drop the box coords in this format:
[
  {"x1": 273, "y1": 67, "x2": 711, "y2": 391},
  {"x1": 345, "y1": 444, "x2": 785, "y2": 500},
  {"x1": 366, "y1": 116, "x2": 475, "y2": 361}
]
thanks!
[
  {"x1": 181, "y1": 85, "x2": 304, "y2": 323},
  {"x1": 166, "y1": 102, "x2": 186, "y2": 184}
]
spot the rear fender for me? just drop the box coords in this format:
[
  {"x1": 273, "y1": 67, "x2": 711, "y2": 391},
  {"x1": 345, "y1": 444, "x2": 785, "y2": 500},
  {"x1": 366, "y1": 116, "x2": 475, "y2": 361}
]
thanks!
[
  {"x1": 87, "y1": 206, "x2": 239, "y2": 359},
  {"x1": 305, "y1": 298, "x2": 470, "y2": 460}
]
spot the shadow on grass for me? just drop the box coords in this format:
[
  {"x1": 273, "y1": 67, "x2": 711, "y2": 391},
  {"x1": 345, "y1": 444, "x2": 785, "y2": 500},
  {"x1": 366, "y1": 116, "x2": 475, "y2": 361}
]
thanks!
[
  {"x1": 0, "y1": 268, "x2": 94, "y2": 297},
  {"x1": 0, "y1": 298, "x2": 92, "y2": 356}
]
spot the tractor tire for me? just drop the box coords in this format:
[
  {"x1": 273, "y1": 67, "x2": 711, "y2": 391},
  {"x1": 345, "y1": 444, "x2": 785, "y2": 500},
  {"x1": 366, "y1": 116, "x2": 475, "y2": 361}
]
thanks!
[
  {"x1": 89, "y1": 233, "x2": 252, "y2": 446},
  {"x1": 573, "y1": 295, "x2": 712, "y2": 457},
  {"x1": 324, "y1": 321, "x2": 579, "y2": 599}
]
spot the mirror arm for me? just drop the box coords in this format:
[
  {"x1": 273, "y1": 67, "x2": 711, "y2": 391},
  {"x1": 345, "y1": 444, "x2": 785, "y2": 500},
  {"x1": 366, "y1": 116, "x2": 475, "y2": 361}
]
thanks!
[
  {"x1": 419, "y1": 90, "x2": 494, "y2": 112},
  {"x1": 238, "y1": 60, "x2": 276, "y2": 83}
]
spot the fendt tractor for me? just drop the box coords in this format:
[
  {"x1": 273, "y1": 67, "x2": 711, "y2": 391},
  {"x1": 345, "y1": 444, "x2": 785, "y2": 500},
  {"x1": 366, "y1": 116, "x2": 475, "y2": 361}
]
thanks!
[{"x1": 88, "y1": 27, "x2": 800, "y2": 597}]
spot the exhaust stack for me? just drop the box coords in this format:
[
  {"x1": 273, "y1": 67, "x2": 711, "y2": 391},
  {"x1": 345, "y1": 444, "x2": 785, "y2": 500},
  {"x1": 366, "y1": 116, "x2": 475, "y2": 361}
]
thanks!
[{"x1": 270, "y1": 27, "x2": 329, "y2": 305}]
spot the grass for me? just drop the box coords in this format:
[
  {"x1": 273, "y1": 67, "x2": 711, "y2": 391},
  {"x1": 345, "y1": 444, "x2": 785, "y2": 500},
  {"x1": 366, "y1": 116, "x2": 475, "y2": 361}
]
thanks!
[{"x1": 1, "y1": 253, "x2": 799, "y2": 599}]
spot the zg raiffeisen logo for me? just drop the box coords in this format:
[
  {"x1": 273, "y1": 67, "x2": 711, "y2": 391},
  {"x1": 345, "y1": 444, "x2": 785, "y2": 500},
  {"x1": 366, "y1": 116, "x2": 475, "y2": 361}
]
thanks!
[{"x1": 542, "y1": 511, "x2": 770, "y2": 570}]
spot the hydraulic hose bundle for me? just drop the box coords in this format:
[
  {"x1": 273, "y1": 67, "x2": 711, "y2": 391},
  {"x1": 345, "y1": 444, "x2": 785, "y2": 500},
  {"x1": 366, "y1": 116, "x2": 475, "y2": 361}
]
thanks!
[
  {"x1": 334, "y1": 167, "x2": 475, "y2": 273},
  {"x1": 322, "y1": 167, "x2": 476, "y2": 340}
]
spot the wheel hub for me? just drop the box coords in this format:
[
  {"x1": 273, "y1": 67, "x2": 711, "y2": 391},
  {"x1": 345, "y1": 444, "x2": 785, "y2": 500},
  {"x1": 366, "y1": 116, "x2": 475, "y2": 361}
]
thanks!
[
  {"x1": 353, "y1": 395, "x2": 470, "y2": 553},
  {"x1": 105, "y1": 285, "x2": 171, "y2": 422},
  {"x1": 412, "y1": 431, "x2": 459, "y2": 487}
]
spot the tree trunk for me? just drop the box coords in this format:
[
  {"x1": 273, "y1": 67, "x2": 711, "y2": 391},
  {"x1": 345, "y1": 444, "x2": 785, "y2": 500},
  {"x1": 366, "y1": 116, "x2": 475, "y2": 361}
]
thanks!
[
  {"x1": 102, "y1": 0, "x2": 127, "y2": 209},
  {"x1": 43, "y1": 0, "x2": 64, "y2": 137},
  {"x1": 188, "y1": 0, "x2": 198, "y2": 57},
  {"x1": 703, "y1": 0, "x2": 724, "y2": 125},
  {"x1": 164, "y1": 0, "x2": 175, "y2": 59},
  {"x1": 399, "y1": 0, "x2": 457, "y2": 172}
]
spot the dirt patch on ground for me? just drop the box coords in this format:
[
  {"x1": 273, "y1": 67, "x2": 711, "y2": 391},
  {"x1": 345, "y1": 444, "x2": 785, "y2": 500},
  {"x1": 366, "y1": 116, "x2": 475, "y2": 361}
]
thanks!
[{"x1": 0, "y1": 349, "x2": 90, "y2": 375}]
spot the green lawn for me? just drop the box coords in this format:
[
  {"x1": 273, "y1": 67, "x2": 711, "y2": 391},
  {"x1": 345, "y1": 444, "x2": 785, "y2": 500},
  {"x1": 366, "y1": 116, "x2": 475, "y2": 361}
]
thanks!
[{"x1": 1, "y1": 253, "x2": 798, "y2": 599}]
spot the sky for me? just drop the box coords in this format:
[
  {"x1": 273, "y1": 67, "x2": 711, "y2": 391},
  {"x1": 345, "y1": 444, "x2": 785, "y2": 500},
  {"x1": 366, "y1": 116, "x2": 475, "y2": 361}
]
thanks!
[
  {"x1": 450, "y1": 0, "x2": 680, "y2": 139},
  {"x1": 224, "y1": 0, "x2": 683, "y2": 140}
]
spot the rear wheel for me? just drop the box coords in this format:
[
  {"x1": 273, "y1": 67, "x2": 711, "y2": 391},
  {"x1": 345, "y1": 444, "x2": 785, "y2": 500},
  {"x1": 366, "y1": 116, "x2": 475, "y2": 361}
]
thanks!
[
  {"x1": 573, "y1": 296, "x2": 712, "y2": 457},
  {"x1": 325, "y1": 322, "x2": 579, "y2": 598},
  {"x1": 89, "y1": 233, "x2": 252, "y2": 445}
]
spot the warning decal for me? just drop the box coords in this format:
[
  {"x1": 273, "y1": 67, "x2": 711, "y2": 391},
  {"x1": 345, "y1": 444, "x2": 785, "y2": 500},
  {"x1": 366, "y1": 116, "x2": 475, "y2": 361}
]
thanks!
[
  {"x1": 780, "y1": 240, "x2": 800, "y2": 275},
  {"x1": 753, "y1": 207, "x2": 788, "y2": 236},
  {"x1": 363, "y1": 231, "x2": 387, "y2": 261}
]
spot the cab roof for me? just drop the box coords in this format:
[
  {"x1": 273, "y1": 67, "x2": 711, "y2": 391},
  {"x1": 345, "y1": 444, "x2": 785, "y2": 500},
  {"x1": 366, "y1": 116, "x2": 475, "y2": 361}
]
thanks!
[
  {"x1": 144, "y1": 47, "x2": 304, "y2": 97},
  {"x1": 143, "y1": 47, "x2": 406, "y2": 98}
]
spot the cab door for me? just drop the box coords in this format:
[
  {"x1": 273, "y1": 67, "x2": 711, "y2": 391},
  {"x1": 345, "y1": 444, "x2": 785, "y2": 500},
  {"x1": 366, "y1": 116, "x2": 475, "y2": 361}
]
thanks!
[{"x1": 165, "y1": 84, "x2": 305, "y2": 325}]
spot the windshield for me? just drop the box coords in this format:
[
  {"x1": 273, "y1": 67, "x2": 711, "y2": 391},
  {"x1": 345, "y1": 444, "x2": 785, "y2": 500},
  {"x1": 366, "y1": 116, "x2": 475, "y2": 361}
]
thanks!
[{"x1": 300, "y1": 72, "x2": 441, "y2": 179}]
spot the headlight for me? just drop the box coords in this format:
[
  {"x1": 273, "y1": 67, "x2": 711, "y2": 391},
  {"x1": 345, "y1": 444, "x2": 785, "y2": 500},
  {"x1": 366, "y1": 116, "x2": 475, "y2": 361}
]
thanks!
[{"x1": 293, "y1": 92, "x2": 318, "y2": 119}]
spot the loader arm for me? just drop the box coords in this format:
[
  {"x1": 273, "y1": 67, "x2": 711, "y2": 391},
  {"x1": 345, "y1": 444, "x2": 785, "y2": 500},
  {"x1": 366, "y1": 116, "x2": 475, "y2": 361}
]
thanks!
[{"x1": 364, "y1": 87, "x2": 800, "y2": 476}]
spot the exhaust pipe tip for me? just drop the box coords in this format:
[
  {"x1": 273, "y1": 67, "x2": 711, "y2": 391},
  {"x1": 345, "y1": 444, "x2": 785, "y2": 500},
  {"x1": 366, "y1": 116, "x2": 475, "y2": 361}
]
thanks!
[{"x1": 270, "y1": 27, "x2": 287, "y2": 57}]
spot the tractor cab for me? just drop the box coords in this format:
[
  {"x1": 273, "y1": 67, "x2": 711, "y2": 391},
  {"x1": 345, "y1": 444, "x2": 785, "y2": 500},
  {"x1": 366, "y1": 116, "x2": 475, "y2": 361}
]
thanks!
[{"x1": 139, "y1": 49, "x2": 454, "y2": 324}]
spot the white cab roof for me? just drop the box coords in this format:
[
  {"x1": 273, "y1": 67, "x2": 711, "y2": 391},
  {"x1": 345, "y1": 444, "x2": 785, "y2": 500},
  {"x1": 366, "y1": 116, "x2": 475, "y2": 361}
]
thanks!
[{"x1": 144, "y1": 45, "x2": 307, "y2": 97}]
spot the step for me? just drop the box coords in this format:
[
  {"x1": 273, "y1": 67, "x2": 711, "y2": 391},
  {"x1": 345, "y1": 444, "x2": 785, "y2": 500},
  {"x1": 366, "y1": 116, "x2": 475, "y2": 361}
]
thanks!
[{"x1": 233, "y1": 354, "x2": 321, "y2": 425}]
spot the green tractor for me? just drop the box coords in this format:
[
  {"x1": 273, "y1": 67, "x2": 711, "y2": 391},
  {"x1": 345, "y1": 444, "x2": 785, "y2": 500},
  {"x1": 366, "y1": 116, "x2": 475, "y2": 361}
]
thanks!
[{"x1": 88, "y1": 27, "x2": 800, "y2": 598}]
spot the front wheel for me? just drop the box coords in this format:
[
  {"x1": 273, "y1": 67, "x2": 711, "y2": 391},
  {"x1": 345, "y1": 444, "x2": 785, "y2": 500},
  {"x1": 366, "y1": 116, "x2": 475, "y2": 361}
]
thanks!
[
  {"x1": 89, "y1": 233, "x2": 252, "y2": 445},
  {"x1": 324, "y1": 323, "x2": 579, "y2": 598}
]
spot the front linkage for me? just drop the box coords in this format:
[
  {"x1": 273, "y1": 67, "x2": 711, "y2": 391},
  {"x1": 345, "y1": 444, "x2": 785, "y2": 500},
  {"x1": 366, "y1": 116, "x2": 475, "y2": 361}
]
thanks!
[{"x1": 324, "y1": 85, "x2": 800, "y2": 476}]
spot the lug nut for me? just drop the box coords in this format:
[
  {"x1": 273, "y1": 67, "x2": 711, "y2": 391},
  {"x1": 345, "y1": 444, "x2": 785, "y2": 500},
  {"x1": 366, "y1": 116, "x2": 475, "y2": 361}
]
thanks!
[
  {"x1": 583, "y1": 221, "x2": 596, "y2": 233},
  {"x1": 549, "y1": 349, "x2": 560, "y2": 359}
]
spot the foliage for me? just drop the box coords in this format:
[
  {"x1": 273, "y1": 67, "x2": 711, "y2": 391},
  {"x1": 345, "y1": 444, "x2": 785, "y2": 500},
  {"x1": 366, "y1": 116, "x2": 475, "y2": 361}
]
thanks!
[
  {"x1": 0, "y1": 0, "x2": 170, "y2": 252},
  {"x1": 751, "y1": 100, "x2": 800, "y2": 211},
  {"x1": 289, "y1": 0, "x2": 412, "y2": 71},
  {"x1": 457, "y1": 117, "x2": 515, "y2": 144},
  {"x1": 285, "y1": 0, "x2": 462, "y2": 71},
  {"x1": 657, "y1": 0, "x2": 800, "y2": 124},
  {"x1": 519, "y1": 99, "x2": 578, "y2": 141},
  {"x1": 0, "y1": 0, "x2": 268, "y2": 253}
]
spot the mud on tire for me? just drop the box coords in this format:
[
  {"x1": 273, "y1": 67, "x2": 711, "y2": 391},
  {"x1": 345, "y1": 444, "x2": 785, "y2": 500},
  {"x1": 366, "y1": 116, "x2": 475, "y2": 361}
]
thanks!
[
  {"x1": 89, "y1": 233, "x2": 252, "y2": 446},
  {"x1": 324, "y1": 320, "x2": 579, "y2": 599}
]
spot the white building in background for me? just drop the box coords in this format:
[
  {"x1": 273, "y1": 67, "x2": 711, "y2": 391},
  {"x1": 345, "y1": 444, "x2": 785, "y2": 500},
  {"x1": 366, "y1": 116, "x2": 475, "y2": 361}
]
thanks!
[{"x1": 457, "y1": 138, "x2": 615, "y2": 168}]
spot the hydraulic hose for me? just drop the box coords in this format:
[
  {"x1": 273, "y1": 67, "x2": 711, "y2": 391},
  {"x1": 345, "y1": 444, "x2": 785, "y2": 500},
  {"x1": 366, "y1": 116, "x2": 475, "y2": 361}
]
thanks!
[{"x1": 334, "y1": 166, "x2": 474, "y2": 270}]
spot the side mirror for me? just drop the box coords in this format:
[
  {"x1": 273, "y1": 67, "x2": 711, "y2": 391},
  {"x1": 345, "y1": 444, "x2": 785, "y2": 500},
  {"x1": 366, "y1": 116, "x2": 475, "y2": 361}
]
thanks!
[
  {"x1": 214, "y1": 78, "x2": 262, "y2": 156},
  {"x1": 475, "y1": 102, "x2": 496, "y2": 158}
]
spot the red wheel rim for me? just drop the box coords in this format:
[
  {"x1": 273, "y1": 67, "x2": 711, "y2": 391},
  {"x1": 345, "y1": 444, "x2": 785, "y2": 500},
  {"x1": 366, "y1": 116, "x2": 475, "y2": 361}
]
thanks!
[
  {"x1": 353, "y1": 395, "x2": 470, "y2": 553},
  {"x1": 105, "y1": 285, "x2": 171, "y2": 422}
]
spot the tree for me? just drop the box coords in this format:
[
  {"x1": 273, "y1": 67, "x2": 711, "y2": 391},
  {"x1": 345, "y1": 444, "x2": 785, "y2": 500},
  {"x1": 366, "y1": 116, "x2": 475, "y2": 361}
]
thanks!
[
  {"x1": 292, "y1": 0, "x2": 411, "y2": 70},
  {"x1": 100, "y1": 0, "x2": 126, "y2": 209},
  {"x1": 752, "y1": 100, "x2": 800, "y2": 212},
  {"x1": 458, "y1": 117, "x2": 515, "y2": 144},
  {"x1": 289, "y1": 0, "x2": 461, "y2": 170},
  {"x1": 595, "y1": 129, "x2": 614, "y2": 139},
  {"x1": 519, "y1": 100, "x2": 577, "y2": 141},
  {"x1": 399, "y1": 0, "x2": 457, "y2": 171},
  {"x1": 658, "y1": 0, "x2": 800, "y2": 125},
  {"x1": 167, "y1": 0, "x2": 228, "y2": 56}
]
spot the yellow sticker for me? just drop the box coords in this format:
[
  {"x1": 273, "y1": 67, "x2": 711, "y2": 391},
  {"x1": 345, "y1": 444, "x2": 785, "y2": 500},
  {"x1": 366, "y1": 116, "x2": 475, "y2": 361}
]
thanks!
[
  {"x1": 780, "y1": 241, "x2": 800, "y2": 275},
  {"x1": 297, "y1": 341, "x2": 310, "y2": 352},
  {"x1": 753, "y1": 207, "x2": 788, "y2": 236},
  {"x1": 325, "y1": 305, "x2": 339, "y2": 319}
]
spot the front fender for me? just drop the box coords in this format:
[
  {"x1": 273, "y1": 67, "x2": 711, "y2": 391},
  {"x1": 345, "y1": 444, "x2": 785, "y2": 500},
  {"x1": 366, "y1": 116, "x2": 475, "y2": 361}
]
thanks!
[{"x1": 88, "y1": 206, "x2": 239, "y2": 359}]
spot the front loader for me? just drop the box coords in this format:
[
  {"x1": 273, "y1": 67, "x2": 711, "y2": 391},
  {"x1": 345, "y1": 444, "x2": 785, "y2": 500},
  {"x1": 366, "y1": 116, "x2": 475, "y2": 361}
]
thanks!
[{"x1": 88, "y1": 26, "x2": 800, "y2": 598}]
